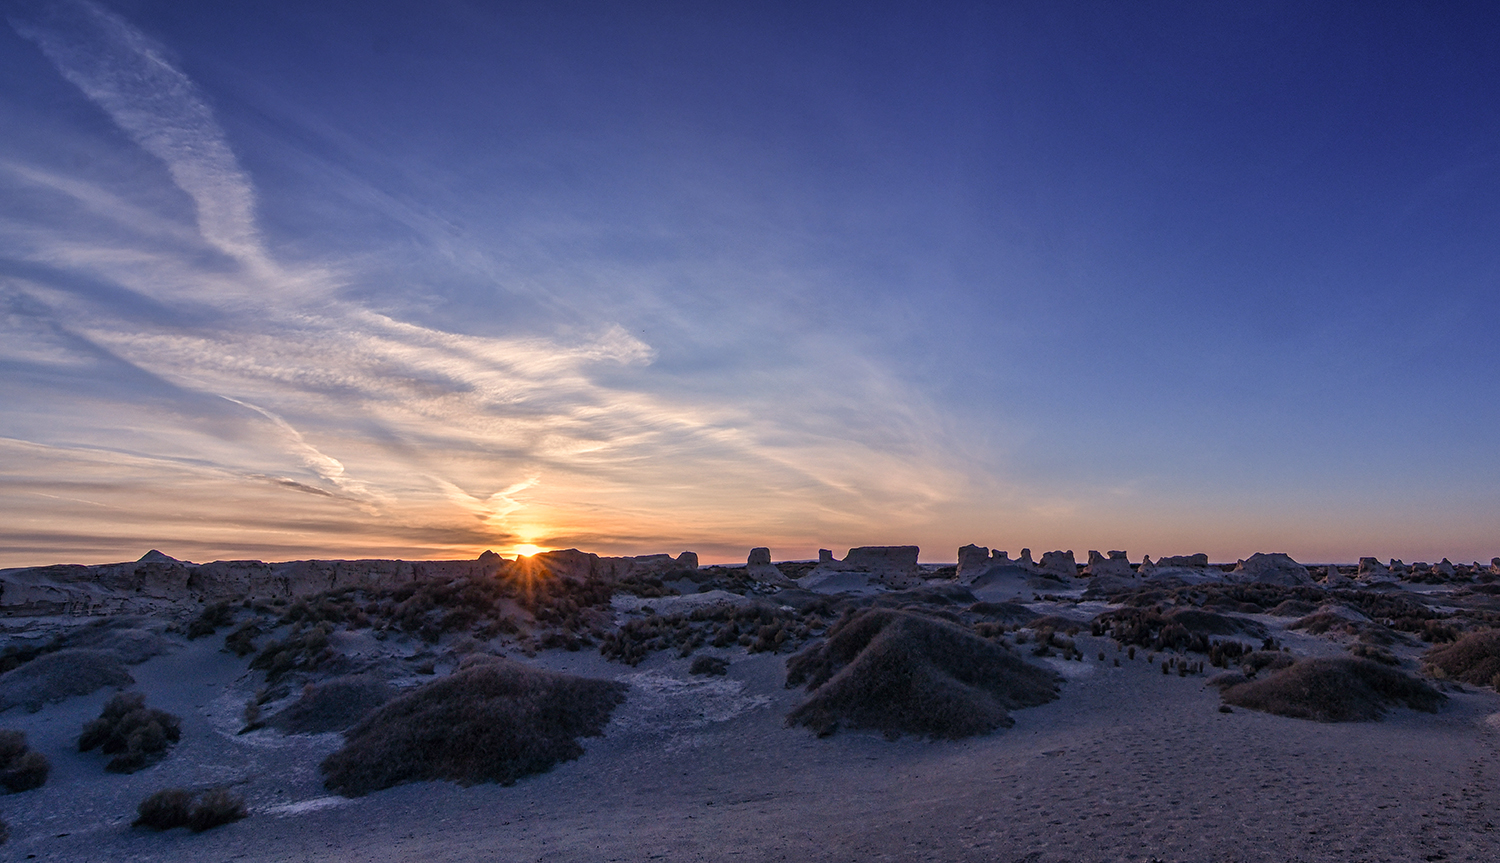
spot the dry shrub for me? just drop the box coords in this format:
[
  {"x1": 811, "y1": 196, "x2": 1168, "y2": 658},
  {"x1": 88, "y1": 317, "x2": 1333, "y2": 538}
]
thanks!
[
  {"x1": 1219, "y1": 657, "x2": 1445, "y2": 722},
  {"x1": 1239, "y1": 650, "x2": 1296, "y2": 675},
  {"x1": 321, "y1": 659, "x2": 628, "y2": 796},
  {"x1": 1349, "y1": 643, "x2": 1399, "y2": 665},
  {"x1": 78, "y1": 692, "x2": 182, "y2": 773},
  {"x1": 268, "y1": 675, "x2": 395, "y2": 734},
  {"x1": 249, "y1": 623, "x2": 335, "y2": 682},
  {"x1": 187, "y1": 788, "x2": 248, "y2": 831},
  {"x1": 784, "y1": 609, "x2": 1059, "y2": 739},
  {"x1": 134, "y1": 788, "x2": 193, "y2": 829},
  {"x1": 1422, "y1": 629, "x2": 1500, "y2": 685},
  {"x1": 0, "y1": 730, "x2": 48, "y2": 792},
  {"x1": 135, "y1": 787, "x2": 247, "y2": 832},
  {"x1": 689, "y1": 655, "x2": 729, "y2": 676},
  {"x1": 187, "y1": 603, "x2": 235, "y2": 639},
  {"x1": 0, "y1": 649, "x2": 133, "y2": 712},
  {"x1": 1290, "y1": 609, "x2": 1361, "y2": 636}
]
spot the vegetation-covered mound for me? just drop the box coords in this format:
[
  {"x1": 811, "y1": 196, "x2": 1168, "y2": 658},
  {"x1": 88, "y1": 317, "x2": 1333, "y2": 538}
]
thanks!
[
  {"x1": 79, "y1": 692, "x2": 182, "y2": 773},
  {"x1": 0, "y1": 649, "x2": 133, "y2": 712},
  {"x1": 1422, "y1": 629, "x2": 1500, "y2": 685},
  {"x1": 268, "y1": 675, "x2": 396, "y2": 734},
  {"x1": 321, "y1": 659, "x2": 628, "y2": 796},
  {"x1": 784, "y1": 609, "x2": 1060, "y2": 739},
  {"x1": 1218, "y1": 657, "x2": 1445, "y2": 722}
]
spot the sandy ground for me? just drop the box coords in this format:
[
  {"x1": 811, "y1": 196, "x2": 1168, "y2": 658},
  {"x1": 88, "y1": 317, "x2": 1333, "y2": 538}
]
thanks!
[{"x1": 1, "y1": 604, "x2": 1498, "y2": 862}]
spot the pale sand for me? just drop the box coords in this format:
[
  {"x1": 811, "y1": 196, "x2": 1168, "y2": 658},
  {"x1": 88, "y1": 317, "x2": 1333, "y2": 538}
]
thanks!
[{"x1": 0, "y1": 615, "x2": 1497, "y2": 861}]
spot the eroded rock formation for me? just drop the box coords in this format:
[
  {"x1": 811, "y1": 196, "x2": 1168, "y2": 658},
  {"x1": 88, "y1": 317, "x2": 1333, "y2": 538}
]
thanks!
[
  {"x1": 1038, "y1": 550, "x2": 1077, "y2": 578},
  {"x1": 801, "y1": 546, "x2": 921, "y2": 590},
  {"x1": 1227, "y1": 552, "x2": 1313, "y2": 587},
  {"x1": 1083, "y1": 550, "x2": 1132, "y2": 578}
]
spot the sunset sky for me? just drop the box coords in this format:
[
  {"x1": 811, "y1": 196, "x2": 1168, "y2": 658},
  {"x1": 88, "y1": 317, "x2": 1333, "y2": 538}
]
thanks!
[{"x1": 3, "y1": 1, "x2": 1499, "y2": 567}]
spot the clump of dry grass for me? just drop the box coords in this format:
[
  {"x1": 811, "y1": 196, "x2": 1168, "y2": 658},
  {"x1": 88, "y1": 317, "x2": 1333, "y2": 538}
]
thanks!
[
  {"x1": 1422, "y1": 629, "x2": 1500, "y2": 685},
  {"x1": 1218, "y1": 657, "x2": 1445, "y2": 721},
  {"x1": 267, "y1": 675, "x2": 395, "y2": 734},
  {"x1": 134, "y1": 787, "x2": 247, "y2": 831},
  {"x1": 79, "y1": 692, "x2": 182, "y2": 773},
  {"x1": 321, "y1": 659, "x2": 628, "y2": 796},
  {"x1": 0, "y1": 730, "x2": 49, "y2": 792},
  {"x1": 784, "y1": 609, "x2": 1060, "y2": 740}
]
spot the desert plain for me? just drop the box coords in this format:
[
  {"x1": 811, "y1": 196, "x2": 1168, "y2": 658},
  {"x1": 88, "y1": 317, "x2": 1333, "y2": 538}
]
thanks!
[{"x1": 0, "y1": 545, "x2": 1497, "y2": 863}]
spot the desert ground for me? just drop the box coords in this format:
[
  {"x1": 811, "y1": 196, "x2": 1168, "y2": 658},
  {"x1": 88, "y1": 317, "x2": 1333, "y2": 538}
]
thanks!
[{"x1": 0, "y1": 548, "x2": 1497, "y2": 862}]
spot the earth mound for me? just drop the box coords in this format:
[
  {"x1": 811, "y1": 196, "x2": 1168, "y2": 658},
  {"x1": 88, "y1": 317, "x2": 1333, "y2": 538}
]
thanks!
[
  {"x1": 321, "y1": 659, "x2": 628, "y2": 796},
  {"x1": 268, "y1": 675, "x2": 397, "y2": 734},
  {"x1": 0, "y1": 650, "x2": 132, "y2": 712},
  {"x1": 1218, "y1": 657, "x2": 1444, "y2": 722},
  {"x1": 784, "y1": 608, "x2": 1060, "y2": 739}
]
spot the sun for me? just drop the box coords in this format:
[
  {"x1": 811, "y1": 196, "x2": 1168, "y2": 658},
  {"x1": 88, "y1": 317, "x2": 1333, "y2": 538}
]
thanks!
[{"x1": 511, "y1": 543, "x2": 546, "y2": 557}]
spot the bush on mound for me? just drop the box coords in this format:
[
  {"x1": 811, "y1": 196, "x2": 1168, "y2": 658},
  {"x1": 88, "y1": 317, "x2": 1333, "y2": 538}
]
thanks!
[
  {"x1": 1422, "y1": 629, "x2": 1500, "y2": 685},
  {"x1": 0, "y1": 649, "x2": 133, "y2": 712},
  {"x1": 268, "y1": 675, "x2": 395, "y2": 735},
  {"x1": 1219, "y1": 657, "x2": 1445, "y2": 722},
  {"x1": 134, "y1": 787, "x2": 247, "y2": 832},
  {"x1": 320, "y1": 659, "x2": 628, "y2": 796},
  {"x1": 784, "y1": 608, "x2": 1060, "y2": 739},
  {"x1": 79, "y1": 692, "x2": 182, "y2": 773},
  {"x1": 0, "y1": 730, "x2": 49, "y2": 792}
]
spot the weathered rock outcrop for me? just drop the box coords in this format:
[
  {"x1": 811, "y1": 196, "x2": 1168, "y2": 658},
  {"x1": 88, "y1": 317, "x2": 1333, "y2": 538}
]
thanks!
[
  {"x1": 1157, "y1": 554, "x2": 1210, "y2": 569},
  {"x1": 1227, "y1": 552, "x2": 1313, "y2": 587},
  {"x1": 955, "y1": 546, "x2": 1033, "y2": 585},
  {"x1": 746, "y1": 548, "x2": 793, "y2": 585},
  {"x1": 1083, "y1": 550, "x2": 1132, "y2": 578},
  {"x1": 956, "y1": 545, "x2": 993, "y2": 583},
  {"x1": 800, "y1": 546, "x2": 921, "y2": 590},
  {"x1": 1037, "y1": 550, "x2": 1077, "y2": 578}
]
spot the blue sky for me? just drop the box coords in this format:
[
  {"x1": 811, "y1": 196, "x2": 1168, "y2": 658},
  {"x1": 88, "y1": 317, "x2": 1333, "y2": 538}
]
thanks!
[{"x1": 3, "y1": 0, "x2": 1499, "y2": 565}]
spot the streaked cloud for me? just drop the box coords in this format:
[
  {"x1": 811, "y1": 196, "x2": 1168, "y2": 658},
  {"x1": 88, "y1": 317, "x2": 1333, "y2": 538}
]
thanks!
[{"x1": 0, "y1": 0, "x2": 992, "y2": 565}]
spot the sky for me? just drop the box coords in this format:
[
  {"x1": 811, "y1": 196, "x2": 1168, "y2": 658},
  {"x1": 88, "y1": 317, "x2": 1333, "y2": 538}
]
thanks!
[{"x1": 2, "y1": 0, "x2": 1499, "y2": 567}]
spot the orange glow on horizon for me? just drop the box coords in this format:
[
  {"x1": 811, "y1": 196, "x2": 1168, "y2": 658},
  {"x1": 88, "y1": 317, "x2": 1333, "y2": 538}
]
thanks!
[{"x1": 510, "y1": 543, "x2": 546, "y2": 557}]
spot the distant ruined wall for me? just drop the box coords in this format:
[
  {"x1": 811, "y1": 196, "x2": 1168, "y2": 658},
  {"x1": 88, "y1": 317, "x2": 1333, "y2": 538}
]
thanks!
[{"x1": 0, "y1": 546, "x2": 702, "y2": 617}]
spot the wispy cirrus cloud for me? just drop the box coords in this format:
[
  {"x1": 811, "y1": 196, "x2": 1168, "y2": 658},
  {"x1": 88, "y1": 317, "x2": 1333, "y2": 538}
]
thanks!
[
  {"x1": 0, "y1": 0, "x2": 1002, "y2": 566},
  {"x1": 12, "y1": 0, "x2": 269, "y2": 273}
]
